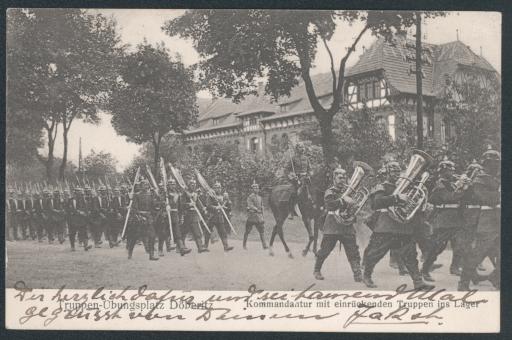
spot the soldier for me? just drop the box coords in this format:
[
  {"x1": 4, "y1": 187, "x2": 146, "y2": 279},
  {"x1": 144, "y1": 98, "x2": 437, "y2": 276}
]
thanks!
[
  {"x1": 205, "y1": 182, "x2": 234, "y2": 252},
  {"x1": 155, "y1": 181, "x2": 172, "y2": 256},
  {"x1": 362, "y1": 161, "x2": 434, "y2": 289},
  {"x1": 285, "y1": 142, "x2": 312, "y2": 219},
  {"x1": 106, "y1": 186, "x2": 124, "y2": 248},
  {"x1": 6, "y1": 188, "x2": 16, "y2": 241},
  {"x1": 67, "y1": 187, "x2": 92, "y2": 251},
  {"x1": 243, "y1": 182, "x2": 267, "y2": 250},
  {"x1": 32, "y1": 190, "x2": 46, "y2": 242},
  {"x1": 51, "y1": 188, "x2": 67, "y2": 244},
  {"x1": 16, "y1": 189, "x2": 30, "y2": 240},
  {"x1": 42, "y1": 188, "x2": 56, "y2": 243},
  {"x1": 88, "y1": 186, "x2": 106, "y2": 248},
  {"x1": 458, "y1": 148, "x2": 501, "y2": 291},
  {"x1": 7, "y1": 188, "x2": 19, "y2": 240},
  {"x1": 24, "y1": 189, "x2": 37, "y2": 240},
  {"x1": 313, "y1": 168, "x2": 362, "y2": 282},
  {"x1": 179, "y1": 178, "x2": 209, "y2": 253},
  {"x1": 167, "y1": 179, "x2": 191, "y2": 256},
  {"x1": 420, "y1": 158, "x2": 465, "y2": 281},
  {"x1": 126, "y1": 178, "x2": 159, "y2": 260}
]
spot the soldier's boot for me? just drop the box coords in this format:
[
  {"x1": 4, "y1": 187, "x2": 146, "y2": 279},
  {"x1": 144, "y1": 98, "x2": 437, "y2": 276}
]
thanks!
[
  {"x1": 195, "y1": 238, "x2": 209, "y2": 253},
  {"x1": 243, "y1": 232, "x2": 249, "y2": 250},
  {"x1": 165, "y1": 238, "x2": 174, "y2": 252},
  {"x1": 70, "y1": 233, "x2": 76, "y2": 251},
  {"x1": 421, "y1": 261, "x2": 436, "y2": 282},
  {"x1": 398, "y1": 260, "x2": 409, "y2": 276},
  {"x1": 350, "y1": 262, "x2": 363, "y2": 283},
  {"x1": 83, "y1": 238, "x2": 92, "y2": 251},
  {"x1": 177, "y1": 240, "x2": 192, "y2": 256},
  {"x1": 362, "y1": 274, "x2": 377, "y2": 288},
  {"x1": 259, "y1": 232, "x2": 268, "y2": 249},
  {"x1": 313, "y1": 271, "x2": 324, "y2": 280},
  {"x1": 149, "y1": 250, "x2": 159, "y2": 261},
  {"x1": 458, "y1": 279, "x2": 470, "y2": 291},
  {"x1": 487, "y1": 270, "x2": 500, "y2": 289},
  {"x1": 221, "y1": 237, "x2": 234, "y2": 252},
  {"x1": 204, "y1": 234, "x2": 210, "y2": 249}
]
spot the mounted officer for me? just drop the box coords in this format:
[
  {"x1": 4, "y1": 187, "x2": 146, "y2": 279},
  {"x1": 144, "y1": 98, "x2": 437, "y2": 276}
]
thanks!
[{"x1": 284, "y1": 142, "x2": 312, "y2": 219}]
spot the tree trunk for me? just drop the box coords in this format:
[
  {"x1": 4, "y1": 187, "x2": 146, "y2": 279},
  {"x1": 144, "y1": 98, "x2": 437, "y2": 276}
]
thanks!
[
  {"x1": 317, "y1": 114, "x2": 335, "y2": 166},
  {"x1": 44, "y1": 124, "x2": 58, "y2": 182},
  {"x1": 59, "y1": 126, "x2": 69, "y2": 180}
]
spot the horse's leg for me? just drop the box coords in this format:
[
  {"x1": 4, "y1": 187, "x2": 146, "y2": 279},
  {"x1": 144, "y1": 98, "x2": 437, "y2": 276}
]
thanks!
[
  {"x1": 268, "y1": 223, "x2": 279, "y2": 256},
  {"x1": 302, "y1": 215, "x2": 314, "y2": 257},
  {"x1": 275, "y1": 221, "x2": 293, "y2": 259}
]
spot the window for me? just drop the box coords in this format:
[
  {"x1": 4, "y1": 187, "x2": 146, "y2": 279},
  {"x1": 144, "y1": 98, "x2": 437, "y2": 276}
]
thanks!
[
  {"x1": 280, "y1": 105, "x2": 288, "y2": 113},
  {"x1": 212, "y1": 118, "x2": 219, "y2": 126},
  {"x1": 358, "y1": 84, "x2": 366, "y2": 101},
  {"x1": 366, "y1": 82, "x2": 373, "y2": 100},
  {"x1": 373, "y1": 81, "x2": 381, "y2": 99},
  {"x1": 249, "y1": 117, "x2": 257, "y2": 126},
  {"x1": 375, "y1": 115, "x2": 386, "y2": 130},
  {"x1": 387, "y1": 114, "x2": 396, "y2": 141},
  {"x1": 250, "y1": 137, "x2": 260, "y2": 153}
]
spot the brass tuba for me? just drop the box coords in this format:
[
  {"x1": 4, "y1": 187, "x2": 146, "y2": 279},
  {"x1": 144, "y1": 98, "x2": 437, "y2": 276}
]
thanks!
[
  {"x1": 388, "y1": 149, "x2": 434, "y2": 223},
  {"x1": 336, "y1": 161, "x2": 374, "y2": 224}
]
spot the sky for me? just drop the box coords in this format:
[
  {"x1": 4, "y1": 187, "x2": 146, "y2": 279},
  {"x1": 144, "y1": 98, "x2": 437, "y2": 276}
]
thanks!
[{"x1": 45, "y1": 10, "x2": 501, "y2": 171}]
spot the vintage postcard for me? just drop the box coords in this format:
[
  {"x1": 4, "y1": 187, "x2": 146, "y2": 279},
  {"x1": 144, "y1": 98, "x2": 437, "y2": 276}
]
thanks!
[{"x1": 5, "y1": 9, "x2": 501, "y2": 332}]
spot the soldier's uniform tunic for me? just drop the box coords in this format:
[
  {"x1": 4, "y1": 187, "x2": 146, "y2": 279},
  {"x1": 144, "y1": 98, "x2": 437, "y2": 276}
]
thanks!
[
  {"x1": 8, "y1": 194, "x2": 19, "y2": 240},
  {"x1": 66, "y1": 192, "x2": 91, "y2": 250},
  {"x1": 244, "y1": 192, "x2": 267, "y2": 249},
  {"x1": 126, "y1": 189, "x2": 158, "y2": 259},
  {"x1": 179, "y1": 191, "x2": 208, "y2": 252},
  {"x1": 88, "y1": 194, "x2": 107, "y2": 247},
  {"x1": 314, "y1": 185, "x2": 362, "y2": 280},
  {"x1": 459, "y1": 172, "x2": 500, "y2": 289},
  {"x1": 32, "y1": 194, "x2": 46, "y2": 242},
  {"x1": 42, "y1": 194, "x2": 56, "y2": 243},
  {"x1": 16, "y1": 195, "x2": 30, "y2": 239},
  {"x1": 51, "y1": 193, "x2": 67, "y2": 244},
  {"x1": 107, "y1": 192, "x2": 125, "y2": 247},
  {"x1": 362, "y1": 181, "x2": 424, "y2": 286},
  {"x1": 24, "y1": 195, "x2": 36, "y2": 240},
  {"x1": 205, "y1": 193, "x2": 233, "y2": 250},
  {"x1": 421, "y1": 178, "x2": 464, "y2": 274}
]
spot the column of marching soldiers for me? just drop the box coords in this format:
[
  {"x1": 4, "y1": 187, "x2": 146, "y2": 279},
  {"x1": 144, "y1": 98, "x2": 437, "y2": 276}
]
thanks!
[{"x1": 6, "y1": 145, "x2": 500, "y2": 292}]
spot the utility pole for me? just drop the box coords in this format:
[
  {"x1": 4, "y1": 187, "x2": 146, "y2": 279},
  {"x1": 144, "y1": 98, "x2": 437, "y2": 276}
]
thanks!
[{"x1": 415, "y1": 11, "x2": 424, "y2": 150}]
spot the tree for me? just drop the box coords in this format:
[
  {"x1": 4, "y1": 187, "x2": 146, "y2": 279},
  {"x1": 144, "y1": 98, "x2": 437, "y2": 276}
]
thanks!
[
  {"x1": 163, "y1": 10, "x2": 424, "y2": 165},
  {"x1": 6, "y1": 9, "x2": 123, "y2": 181},
  {"x1": 82, "y1": 150, "x2": 119, "y2": 180},
  {"x1": 301, "y1": 105, "x2": 393, "y2": 168},
  {"x1": 436, "y1": 75, "x2": 501, "y2": 165},
  {"x1": 109, "y1": 42, "x2": 198, "y2": 176}
]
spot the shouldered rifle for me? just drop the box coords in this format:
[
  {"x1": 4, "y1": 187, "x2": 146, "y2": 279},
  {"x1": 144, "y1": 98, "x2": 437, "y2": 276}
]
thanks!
[
  {"x1": 195, "y1": 169, "x2": 237, "y2": 235},
  {"x1": 169, "y1": 164, "x2": 211, "y2": 234},
  {"x1": 121, "y1": 167, "x2": 141, "y2": 239},
  {"x1": 160, "y1": 157, "x2": 173, "y2": 242}
]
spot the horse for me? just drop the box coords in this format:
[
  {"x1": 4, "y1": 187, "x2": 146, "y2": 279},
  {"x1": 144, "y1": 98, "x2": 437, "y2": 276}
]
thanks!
[{"x1": 268, "y1": 174, "x2": 322, "y2": 258}]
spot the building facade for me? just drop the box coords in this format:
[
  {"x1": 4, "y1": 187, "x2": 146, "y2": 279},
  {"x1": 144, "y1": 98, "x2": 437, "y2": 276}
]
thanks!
[{"x1": 184, "y1": 35, "x2": 498, "y2": 154}]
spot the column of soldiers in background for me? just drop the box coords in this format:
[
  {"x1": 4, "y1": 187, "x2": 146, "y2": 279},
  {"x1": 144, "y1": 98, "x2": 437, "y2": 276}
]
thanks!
[{"x1": 312, "y1": 146, "x2": 500, "y2": 291}]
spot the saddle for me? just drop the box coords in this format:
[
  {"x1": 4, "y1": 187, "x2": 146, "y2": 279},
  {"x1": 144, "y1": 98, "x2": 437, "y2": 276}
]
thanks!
[{"x1": 272, "y1": 184, "x2": 296, "y2": 203}]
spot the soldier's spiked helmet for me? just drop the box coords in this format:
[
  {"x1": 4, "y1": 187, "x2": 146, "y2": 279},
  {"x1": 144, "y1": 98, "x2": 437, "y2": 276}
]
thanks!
[
  {"x1": 466, "y1": 159, "x2": 483, "y2": 173},
  {"x1": 251, "y1": 180, "x2": 259, "y2": 189},
  {"x1": 482, "y1": 146, "x2": 501, "y2": 163},
  {"x1": 213, "y1": 181, "x2": 222, "y2": 189},
  {"x1": 437, "y1": 156, "x2": 456, "y2": 172},
  {"x1": 385, "y1": 160, "x2": 401, "y2": 173},
  {"x1": 333, "y1": 167, "x2": 347, "y2": 177}
]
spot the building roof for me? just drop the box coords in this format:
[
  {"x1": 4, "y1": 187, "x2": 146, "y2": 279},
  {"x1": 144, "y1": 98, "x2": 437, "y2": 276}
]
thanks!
[{"x1": 188, "y1": 36, "x2": 497, "y2": 136}]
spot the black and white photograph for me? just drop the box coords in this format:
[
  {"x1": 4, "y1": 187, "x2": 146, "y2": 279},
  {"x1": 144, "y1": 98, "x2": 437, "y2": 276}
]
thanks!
[{"x1": 5, "y1": 8, "x2": 501, "y2": 332}]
